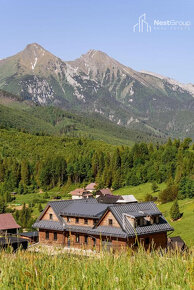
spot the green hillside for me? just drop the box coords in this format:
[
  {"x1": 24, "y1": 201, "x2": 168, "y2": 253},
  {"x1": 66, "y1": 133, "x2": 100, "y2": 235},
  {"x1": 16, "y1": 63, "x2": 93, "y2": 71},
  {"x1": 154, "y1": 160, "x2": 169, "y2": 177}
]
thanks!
[{"x1": 0, "y1": 89, "x2": 166, "y2": 145}]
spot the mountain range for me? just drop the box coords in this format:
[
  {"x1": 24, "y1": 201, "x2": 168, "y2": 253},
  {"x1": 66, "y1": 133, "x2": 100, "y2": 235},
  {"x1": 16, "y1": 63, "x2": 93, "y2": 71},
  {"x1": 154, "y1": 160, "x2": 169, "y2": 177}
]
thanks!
[{"x1": 0, "y1": 43, "x2": 193, "y2": 140}]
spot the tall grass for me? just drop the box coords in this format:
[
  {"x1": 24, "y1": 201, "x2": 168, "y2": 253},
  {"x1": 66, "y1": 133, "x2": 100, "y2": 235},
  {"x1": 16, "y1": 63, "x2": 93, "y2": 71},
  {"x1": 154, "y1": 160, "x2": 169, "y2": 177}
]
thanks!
[{"x1": 0, "y1": 247, "x2": 193, "y2": 290}]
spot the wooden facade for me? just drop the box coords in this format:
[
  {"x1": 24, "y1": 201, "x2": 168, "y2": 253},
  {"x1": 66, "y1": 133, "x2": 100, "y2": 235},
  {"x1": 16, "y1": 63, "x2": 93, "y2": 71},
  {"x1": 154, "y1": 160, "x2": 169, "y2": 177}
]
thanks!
[
  {"x1": 38, "y1": 207, "x2": 168, "y2": 250},
  {"x1": 39, "y1": 229, "x2": 167, "y2": 250}
]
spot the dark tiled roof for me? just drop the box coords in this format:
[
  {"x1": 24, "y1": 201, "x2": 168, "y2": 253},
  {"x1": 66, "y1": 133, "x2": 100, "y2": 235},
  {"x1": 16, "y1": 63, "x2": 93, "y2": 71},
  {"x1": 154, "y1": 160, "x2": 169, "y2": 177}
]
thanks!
[
  {"x1": 19, "y1": 231, "x2": 38, "y2": 238},
  {"x1": 167, "y1": 236, "x2": 187, "y2": 251},
  {"x1": 60, "y1": 201, "x2": 108, "y2": 218},
  {"x1": 33, "y1": 200, "x2": 173, "y2": 238},
  {"x1": 97, "y1": 195, "x2": 121, "y2": 204},
  {"x1": 0, "y1": 237, "x2": 28, "y2": 246},
  {"x1": 126, "y1": 216, "x2": 173, "y2": 236},
  {"x1": 48, "y1": 200, "x2": 73, "y2": 216},
  {"x1": 33, "y1": 220, "x2": 64, "y2": 231},
  {"x1": 109, "y1": 203, "x2": 173, "y2": 236},
  {"x1": 92, "y1": 226, "x2": 127, "y2": 238},
  {"x1": 65, "y1": 225, "x2": 94, "y2": 234},
  {"x1": 65, "y1": 225, "x2": 126, "y2": 238},
  {"x1": 110, "y1": 202, "x2": 161, "y2": 219}
]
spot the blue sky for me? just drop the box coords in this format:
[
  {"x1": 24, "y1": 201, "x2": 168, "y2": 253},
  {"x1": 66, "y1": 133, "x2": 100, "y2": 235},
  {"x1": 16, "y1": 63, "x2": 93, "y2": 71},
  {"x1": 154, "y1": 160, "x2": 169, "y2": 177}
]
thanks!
[{"x1": 0, "y1": 0, "x2": 193, "y2": 83}]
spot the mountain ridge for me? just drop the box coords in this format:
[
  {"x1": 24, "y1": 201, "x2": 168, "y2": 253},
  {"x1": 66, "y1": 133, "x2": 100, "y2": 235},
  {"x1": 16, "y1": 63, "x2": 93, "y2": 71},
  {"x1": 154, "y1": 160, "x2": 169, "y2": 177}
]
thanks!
[{"x1": 0, "y1": 43, "x2": 193, "y2": 139}]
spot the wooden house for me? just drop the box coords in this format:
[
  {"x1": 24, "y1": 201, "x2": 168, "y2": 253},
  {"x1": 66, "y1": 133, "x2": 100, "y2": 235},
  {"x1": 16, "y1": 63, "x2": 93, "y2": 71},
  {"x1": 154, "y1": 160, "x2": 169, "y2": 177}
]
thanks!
[
  {"x1": 69, "y1": 188, "x2": 93, "y2": 200},
  {"x1": 33, "y1": 199, "x2": 173, "y2": 251},
  {"x1": 85, "y1": 183, "x2": 97, "y2": 192},
  {"x1": 0, "y1": 213, "x2": 21, "y2": 235},
  {"x1": 96, "y1": 188, "x2": 112, "y2": 198}
]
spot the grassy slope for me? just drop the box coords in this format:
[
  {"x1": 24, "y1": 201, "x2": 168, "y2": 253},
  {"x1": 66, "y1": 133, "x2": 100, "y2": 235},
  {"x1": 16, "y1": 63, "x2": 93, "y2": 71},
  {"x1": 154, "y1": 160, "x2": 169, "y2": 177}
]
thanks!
[
  {"x1": 0, "y1": 103, "x2": 134, "y2": 146},
  {"x1": 0, "y1": 89, "x2": 167, "y2": 146},
  {"x1": 0, "y1": 249, "x2": 193, "y2": 289},
  {"x1": 113, "y1": 182, "x2": 166, "y2": 200},
  {"x1": 114, "y1": 183, "x2": 194, "y2": 247},
  {"x1": 0, "y1": 104, "x2": 55, "y2": 135},
  {"x1": 159, "y1": 199, "x2": 194, "y2": 247}
]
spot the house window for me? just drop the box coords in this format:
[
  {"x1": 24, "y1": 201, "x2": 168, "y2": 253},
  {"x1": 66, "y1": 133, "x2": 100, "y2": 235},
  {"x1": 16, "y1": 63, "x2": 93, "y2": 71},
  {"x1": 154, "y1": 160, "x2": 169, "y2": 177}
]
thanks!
[
  {"x1": 76, "y1": 234, "x2": 80, "y2": 243},
  {"x1": 93, "y1": 219, "x2": 96, "y2": 226},
  {"x1": 85, "y1": 236, "x2": 88, "y2": 244},
  {"x1": 46, "y1": 231, "x2": 49, "y2": 240},
  {"x1": 75, "y1": 217, "x2": 79, "y2": 224},
  {"x1": 67, "y1": 217, "x2": 71, "y2": 223},
  {"x1": 153, "y1": 216, "x2": 159, "y2": 224},
  {"x1": 54, "y1": 232, "x2": 57, "y2": 241},
  {"x1": 84, "y1": 219, "x2": 88, "y2": 225},
  {"x1": 49, "y1": 214, "x2": 53, "y2": 220},
  {"x1": 93, "y1": 238, "x2": 96, "y2": 247},
  {"x1": 145, "y1": 237, "x2": 149, "y2": 245},
  {"x1": 108, "y1": 219, "x2": 113, "y2": 226},
  {"x1": 137, "y1": 219, "x2": 141, "y2": 226}
]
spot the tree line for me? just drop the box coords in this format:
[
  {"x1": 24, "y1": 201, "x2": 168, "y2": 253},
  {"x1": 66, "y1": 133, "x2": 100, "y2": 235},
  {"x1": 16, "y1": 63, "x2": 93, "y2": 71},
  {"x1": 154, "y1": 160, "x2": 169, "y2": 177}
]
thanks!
[{"x1": 0, "y1": 136, "x2": 193, "y2": 207}]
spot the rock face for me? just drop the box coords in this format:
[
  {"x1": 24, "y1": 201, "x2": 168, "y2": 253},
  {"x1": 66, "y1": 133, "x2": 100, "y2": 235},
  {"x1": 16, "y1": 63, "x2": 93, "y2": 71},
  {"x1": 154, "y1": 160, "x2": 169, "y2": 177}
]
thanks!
[{"x1": 0, "y1": 43, "x2": 193, "y2": 138}]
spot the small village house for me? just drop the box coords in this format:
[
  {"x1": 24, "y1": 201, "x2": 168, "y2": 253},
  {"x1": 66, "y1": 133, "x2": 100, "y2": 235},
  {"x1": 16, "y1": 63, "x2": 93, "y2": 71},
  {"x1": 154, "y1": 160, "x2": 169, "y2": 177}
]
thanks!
[
  {"x1": 0, "y1": 213, "x2": 29, "y2": 251},
  {"x1": 85, "y1": 183, "x2": 97, "y2": 192},
  {"x1": 69, "y1": 188, "x2": 93, "y2": 200},
  {"x1": 0, "y1": 213, "x2": 21, "y2": 235},
  {"x1": 96, "y1": 188, "x2": 112, "y2": 198}
]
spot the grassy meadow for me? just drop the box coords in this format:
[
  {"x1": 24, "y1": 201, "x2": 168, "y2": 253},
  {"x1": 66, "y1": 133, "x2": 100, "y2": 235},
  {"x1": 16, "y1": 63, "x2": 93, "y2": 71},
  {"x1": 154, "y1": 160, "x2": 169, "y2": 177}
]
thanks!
[
  {"x1": 113, "y1": 182, "x2": 166, "y2": 200},
  {"x1": 159, "y1": 199, "x2": 194, "y2": 247},
  {"x1": 0, "y1": 248, "x2": 193, "y2": 290}
]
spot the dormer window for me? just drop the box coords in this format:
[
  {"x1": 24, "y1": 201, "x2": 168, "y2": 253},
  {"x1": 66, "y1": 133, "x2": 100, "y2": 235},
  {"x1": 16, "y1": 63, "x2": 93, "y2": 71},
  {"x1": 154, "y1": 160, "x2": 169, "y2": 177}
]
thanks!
[
  {"x1": 154, "y1": 216, "x2": 159, "y2": 224},
  {"x1": 108, "y1": 219, "x2": 113, "y2": 226},
  {"x1": 49, "y1": 214, "x2": 53, "y2": 220}
]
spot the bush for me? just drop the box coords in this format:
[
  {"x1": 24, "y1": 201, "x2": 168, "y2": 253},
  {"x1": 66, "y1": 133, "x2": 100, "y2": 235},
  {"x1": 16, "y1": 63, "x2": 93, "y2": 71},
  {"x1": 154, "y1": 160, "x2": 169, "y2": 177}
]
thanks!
[
  {"x1": 145, "y1": 194, "x2": 154, "y2": 202},
  {"x1": 159, "y1": 185, "x2": 178, "y2": 204},
  {"x1": 43, "y1": 192, "x2": 49, "y2": 199}
]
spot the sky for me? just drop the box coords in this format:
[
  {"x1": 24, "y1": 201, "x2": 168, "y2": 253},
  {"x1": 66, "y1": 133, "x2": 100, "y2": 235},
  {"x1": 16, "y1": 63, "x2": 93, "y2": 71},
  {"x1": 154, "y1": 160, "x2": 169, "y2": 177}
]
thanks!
[{"x1": 0, "y1": 0, "x2": 193, "y2": 83}]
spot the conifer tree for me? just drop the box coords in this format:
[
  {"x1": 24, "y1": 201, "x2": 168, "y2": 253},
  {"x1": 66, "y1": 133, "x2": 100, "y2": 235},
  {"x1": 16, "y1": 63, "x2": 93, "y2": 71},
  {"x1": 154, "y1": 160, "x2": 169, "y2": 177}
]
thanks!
[
  {"x1": 38, "y1": 203, "x2": 43, "y2": 212},
  {"x1": 151, "y1": 182, "x2": 158, "y2": 192},
  {"x1": 170, "y1": 200, "x2": 181, "y2": 221}
]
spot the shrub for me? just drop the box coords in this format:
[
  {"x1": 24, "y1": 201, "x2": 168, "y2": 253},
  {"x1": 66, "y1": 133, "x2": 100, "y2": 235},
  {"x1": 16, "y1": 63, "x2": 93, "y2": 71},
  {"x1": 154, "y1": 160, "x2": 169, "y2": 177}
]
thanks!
[{"x1": 159, "y1": 185, "x2": 178, "y2": 203}]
